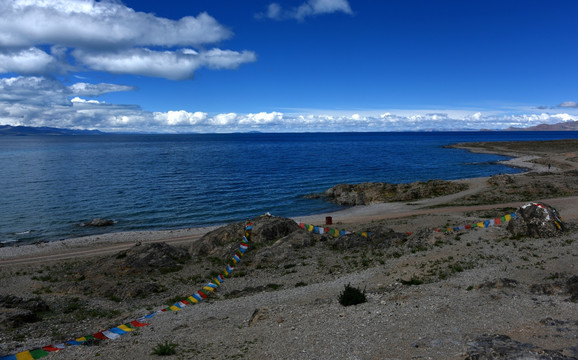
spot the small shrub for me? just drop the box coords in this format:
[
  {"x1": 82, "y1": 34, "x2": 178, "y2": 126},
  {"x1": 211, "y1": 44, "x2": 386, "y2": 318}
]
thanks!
[
  {"x1": 106, "y1": 294, "x2": 123, "y2": 303},
  {"x1": 338, "y1": 283, "x2": 367, "y2": 306},
  {"x1": 400, "y1": 276, "x2": 424, "y2": 286},
  {"x1": 151, "y1": 341, "x2": 177, "y2": 356}
]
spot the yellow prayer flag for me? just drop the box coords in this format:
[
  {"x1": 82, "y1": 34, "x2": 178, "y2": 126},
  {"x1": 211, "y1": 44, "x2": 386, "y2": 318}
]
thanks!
[
  {"x1": 15, "y1": 351, "x2": 34, "y2": 360},
  {"x1": 118, "y1": 325, "x2": 133, "y2": 332}
]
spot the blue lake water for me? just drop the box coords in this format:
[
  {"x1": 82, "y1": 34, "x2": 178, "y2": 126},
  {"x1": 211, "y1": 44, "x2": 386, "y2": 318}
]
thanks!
[{"x1": 2, "y1": 131, "x2": 577, "y2": 244}]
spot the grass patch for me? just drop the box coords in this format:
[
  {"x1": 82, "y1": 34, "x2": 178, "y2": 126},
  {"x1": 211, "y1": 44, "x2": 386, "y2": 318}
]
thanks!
[{"x1": 151, "y1": 341, "x2": 178, "y2": 356}]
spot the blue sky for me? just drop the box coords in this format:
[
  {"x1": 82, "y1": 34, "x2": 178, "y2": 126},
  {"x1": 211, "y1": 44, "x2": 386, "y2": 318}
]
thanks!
[{"x1": 0, "y1": 0, "x2": 577, "y2": 133}]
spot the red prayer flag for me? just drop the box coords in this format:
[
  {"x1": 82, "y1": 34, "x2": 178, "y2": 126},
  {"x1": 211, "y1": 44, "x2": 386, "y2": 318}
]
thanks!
[
  {"x1": 130, "y1": 320, "x2": 149, "y2": 327},
  {"x1": 93, "y1": 332, "x2": 108, "y2": 340},
  {"x1": 42, "y1": 345, "x2": 61, "y2": 352}
]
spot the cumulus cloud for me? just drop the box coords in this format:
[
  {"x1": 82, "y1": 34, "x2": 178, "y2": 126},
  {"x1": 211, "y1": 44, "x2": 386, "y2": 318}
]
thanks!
[
  {"x1": 73, "y1": 48, "x2": 257, "y2": 80},
  {"x1": 0, "y1": 76, "x2": 136, "y2": 127},
  {"x1": 558, "y1": 101, "x2": 578, "y2": 108},
  {"x1": 2, "y1": 76, "x2": 576, "y2": 134},
  {"x1": 0, "y1": 0, "x2": 255, "y2": 79},
  {"x1": 0, "y1": 47, "x2": 63, "y2": 75},
  {"x1": 154, "y1": 110, "x2": 209, "y2": 126},
  {"x1": 257, "y1": 0, "x2": 353, "y2": 20},
  {"x1": 0, "y1": 0, "x2": 231, "y2": 48}
]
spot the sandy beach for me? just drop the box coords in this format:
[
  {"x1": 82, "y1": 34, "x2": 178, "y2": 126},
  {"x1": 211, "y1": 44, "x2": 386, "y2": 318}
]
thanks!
[{"x1": 1, "y1": 139, "x2": 577, "y2": 359}]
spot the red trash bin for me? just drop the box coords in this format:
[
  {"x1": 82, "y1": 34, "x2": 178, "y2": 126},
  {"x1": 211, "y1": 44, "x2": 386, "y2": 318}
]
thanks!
[{"x1": 325, "y1": 216, "x2": 332, "y2": 225}]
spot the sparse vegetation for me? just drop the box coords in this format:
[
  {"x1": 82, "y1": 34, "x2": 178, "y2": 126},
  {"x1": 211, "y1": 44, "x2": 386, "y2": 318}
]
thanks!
[
  {"x1": 400, "y1": 276, "x2": 425, "y2": 286},
  {"x1": 151, "y1": 341, "x2": 178, "y2": 356},
  {"x1": 338, "y1": 283, "x2": 367, "y2": 306}
]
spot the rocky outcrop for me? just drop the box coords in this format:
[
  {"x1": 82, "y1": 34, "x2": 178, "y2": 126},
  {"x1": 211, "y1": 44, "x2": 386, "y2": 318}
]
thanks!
[
  {"x1": 487, "y1": 174, "x2": 515, "y2": 186},
  {"x1": 323, "y1": 180, "x2": 468, "y2": 206},
  {"x1": 507, "y1": 202, "x2": 565, "y2": 238},
  {"x1": 80, "y1": 218, "x2": 115, "y2": 227},
  {"x1": 0, "y1": 295, "x2": 49, "y2": 329},
  {"x1": 116, "y1": 242, "x2": 191, "y2": 274},
  {"x1": 190, "y1": 215, "x2": 301, "y2": 259}
]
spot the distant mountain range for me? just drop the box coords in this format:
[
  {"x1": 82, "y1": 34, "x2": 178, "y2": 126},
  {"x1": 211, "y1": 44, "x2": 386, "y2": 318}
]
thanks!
[
  {"x1": 2, "y1": 121, "x2": 577, "y2": 136},
  {"x1": 507, "y1": 120, "x2": 578, "y2": 131},
  {"x1": 0, "y1": 125, "x2": 104, "y2": 136}
]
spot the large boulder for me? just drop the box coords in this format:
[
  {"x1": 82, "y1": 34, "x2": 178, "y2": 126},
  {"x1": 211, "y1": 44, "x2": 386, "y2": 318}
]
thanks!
[
  {"x1": 116, "y1": 242, "x2": 191, "y2": 274},
  {"x1": 507, "y1": 202, "x2": 565, "y2": 238},
  {"x1": 190, "y1": 215, "x2": 301, "y2": 258}
]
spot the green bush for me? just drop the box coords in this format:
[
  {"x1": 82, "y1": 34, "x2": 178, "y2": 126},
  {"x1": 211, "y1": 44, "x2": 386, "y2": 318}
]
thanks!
[
  {"x1": 338, "y1": 283, "x2": 367, "y2": 306},
  {"x1": 151, "y1": 341, "x2": 178, "y2": 356}
]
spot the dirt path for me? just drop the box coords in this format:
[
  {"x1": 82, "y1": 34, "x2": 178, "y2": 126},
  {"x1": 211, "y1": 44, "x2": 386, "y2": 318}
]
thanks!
[{"x1": 0, "y1": 233, "x2": 203, "y2": 267}]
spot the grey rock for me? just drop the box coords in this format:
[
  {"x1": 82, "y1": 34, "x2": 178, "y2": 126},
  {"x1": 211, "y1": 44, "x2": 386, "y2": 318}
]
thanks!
[
  {"x1": 465, "y1": 334, "x2": 573, "y2": 359},
  {"x1": 80, "y1": 218, "x2": 115, "y2": 227},
  {"x1": 190, "y1": 215, "x2": 300, "y2": 259},
  {"x1": 0, "y1": 308, "x2": 40, "y2": 328},
  {"x1": 118, "y1": 242, "x2": 191, "y2": 274},
  {"x1": 507, "y1": 202, "x2": 565, "y2": 238}
]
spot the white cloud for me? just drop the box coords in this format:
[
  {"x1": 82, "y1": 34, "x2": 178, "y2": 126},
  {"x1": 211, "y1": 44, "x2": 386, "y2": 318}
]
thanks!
[
  {"x1": 0, "y1": 0, "x2": 255, "y2": 79},
  {"x1": 201, "y1": 49, "x2": 258, "y2": 70},
  {"x1": 262, "y1": 3, "x2": 282, "y2": 20},
  {"x1": 258, "y1": 0, "x2": 353, "y2": 20},
  {"x1": 155, "y1": 110, "x2": 209, "y2": 126},
  {"x1": 295, "y1": 0, "x2": 353, "y2": 20},
  {"x1": 558, "y1": 101, "x2": 578, "y2": 108},
  {"x1": 70, "y1": 97, "x2": 101, "y2": 104},
  {"x1": 240, "y1": 112, "x2": 284, "y2": 124},
  {"x1": 0, "y1": 76, "x2": 70, "y2": 106},
  {"x1": 69, "y1": 82, "x2": 134, "y2": 97},
  {"x1": 0, "y1": 48, "x2": 61, "y2": 74},
  {"x1": 2, "y1": 77, "x2": 577, "y2": 133},
  {"x1": 210, "y1": 113, "x2": 239, "y2": 126},
  {"x1": 0, "y1": 0, "x2": 231, "y2": 48},
  {"x1": 73, "y1": 48, "x2": 256, "y2": 80}
]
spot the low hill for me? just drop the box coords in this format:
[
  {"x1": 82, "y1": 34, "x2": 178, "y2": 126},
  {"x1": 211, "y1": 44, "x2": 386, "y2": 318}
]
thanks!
[
  {"x1": 507, "y1": 120, "x2": 578, "y2": 131},
  {"x1": 0, "y1": 125, "x2": 104, "y2": 136}
]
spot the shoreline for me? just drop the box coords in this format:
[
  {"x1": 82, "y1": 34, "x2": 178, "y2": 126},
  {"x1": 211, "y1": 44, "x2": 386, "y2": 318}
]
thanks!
[{"x1": 1, "y1": 139, "x2": 575, "y2": 264}]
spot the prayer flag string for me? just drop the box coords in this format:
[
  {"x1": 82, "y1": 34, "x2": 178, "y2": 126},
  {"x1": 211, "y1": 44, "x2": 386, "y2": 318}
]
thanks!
[{"x1": 0, "y1": 222, "x2": 253, "y2": 360}]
